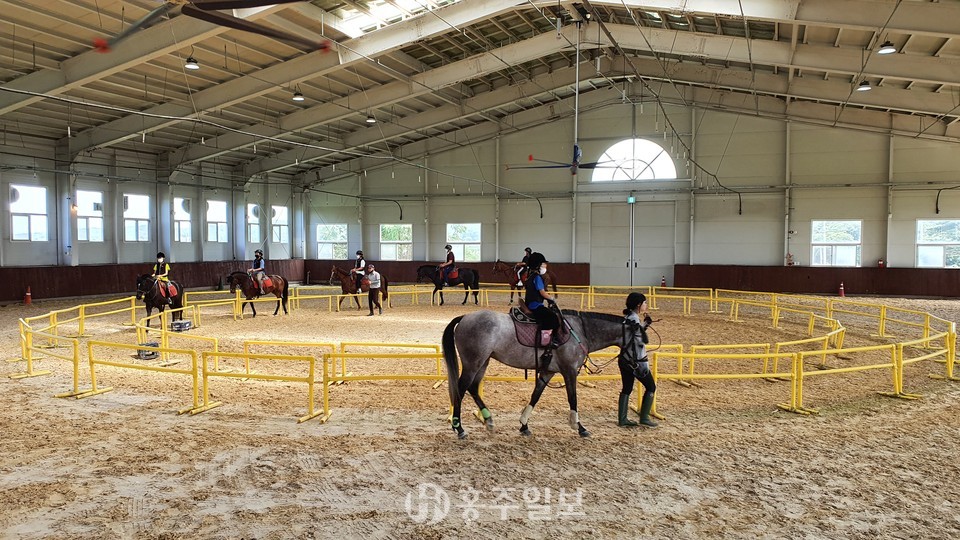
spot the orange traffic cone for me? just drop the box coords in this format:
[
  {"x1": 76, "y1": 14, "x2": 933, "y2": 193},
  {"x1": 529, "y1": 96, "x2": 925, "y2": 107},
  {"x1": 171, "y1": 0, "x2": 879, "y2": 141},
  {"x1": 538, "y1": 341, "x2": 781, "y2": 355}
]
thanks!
[
  {"x1": 838, "y1": 282, "x2": 845, "y2": 297},
  {"x1": 660, "y1": 275, "x2": 666, "y2": 287},
  {"x1": 24, "y1": 286, "x2": 32, "y2": 305}
]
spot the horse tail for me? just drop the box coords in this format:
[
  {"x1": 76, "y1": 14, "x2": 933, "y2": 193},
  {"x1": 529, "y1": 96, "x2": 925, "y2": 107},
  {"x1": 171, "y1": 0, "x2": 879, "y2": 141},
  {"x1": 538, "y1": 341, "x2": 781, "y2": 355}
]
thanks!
[
  {"x1": 443, "y1": 315, "x2": 464, "y2": 407},
  {"x1": 282, "y1": 277, "x2": 289, "y2": 308},
  {"x1": 381, "y1": 278, "x2": 389, "y2": 301},
  {"x1": 550, "y1": 271, "x2": 558, "y2": 293}
]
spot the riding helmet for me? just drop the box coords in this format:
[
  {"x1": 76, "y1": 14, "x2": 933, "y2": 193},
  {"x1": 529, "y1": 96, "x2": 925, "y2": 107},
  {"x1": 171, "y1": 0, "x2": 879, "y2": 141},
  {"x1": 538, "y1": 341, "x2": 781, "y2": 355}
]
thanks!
[
  {"x1": 156, "y1": 252, "x2": 165, "y2": 259},
  {"x1": 356, "y1": 250, "x2": 364, "y2": 256},
  {"x1": 626, "y1": 292, "x2": 647, "y2": 310},
  {"x1": 255, "y1": 249, "x2": 263, "y2": 256},
  {"x1": 527, "y1": 252, "x2": 547, "y2": 269},
  {"x1": 524, "y1": 247, "x2": 532, "y2": 254},
  {"x1": 444, "y1": 244, "x2": 452, "y2": 250}
]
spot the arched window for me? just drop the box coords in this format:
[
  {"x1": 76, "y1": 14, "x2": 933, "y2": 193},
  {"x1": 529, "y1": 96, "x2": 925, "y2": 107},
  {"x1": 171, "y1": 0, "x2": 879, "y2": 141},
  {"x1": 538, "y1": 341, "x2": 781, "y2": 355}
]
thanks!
[{"x1": 591, "y1": 138, "x2": 677, "y2": 182}]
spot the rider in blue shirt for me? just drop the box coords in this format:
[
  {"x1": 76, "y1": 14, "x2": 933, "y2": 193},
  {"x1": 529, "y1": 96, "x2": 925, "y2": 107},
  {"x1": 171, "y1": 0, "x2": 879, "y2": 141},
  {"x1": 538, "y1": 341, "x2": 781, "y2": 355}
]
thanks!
[{"x1": 524, "y1": 252, "x2": 560, "y2": 359}]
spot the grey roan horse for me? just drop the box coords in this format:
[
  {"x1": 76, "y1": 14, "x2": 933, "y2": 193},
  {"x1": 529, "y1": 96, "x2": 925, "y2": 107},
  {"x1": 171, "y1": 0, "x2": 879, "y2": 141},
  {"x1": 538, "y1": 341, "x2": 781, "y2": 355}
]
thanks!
[{"x1": 442, "y1": 309, "x2": 627, "y2": 438}]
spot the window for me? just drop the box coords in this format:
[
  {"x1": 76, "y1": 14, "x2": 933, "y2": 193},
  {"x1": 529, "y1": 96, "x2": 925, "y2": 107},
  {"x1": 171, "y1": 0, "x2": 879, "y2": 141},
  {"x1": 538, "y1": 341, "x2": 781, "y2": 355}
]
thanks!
[
  {"x1": 76, "y1": 190, "x2": 103, "y2": 242},
  {"x1": 811, "y1": 220, "x2": 861, "y2": 267},
  {"x1": 271, "y1": 205, "x2": 289, "y2": 244},
  {"x1": 206, "y1": 200, "x2": 228, "y2": 243},
  {"x1": 173, "y1": 197, "x2": 192, "y2": 242},
  {"x1": 317, "y1": 223, "x2": 348, "y2": 259},
  {"x1": 379, "y1": 223, "x2": 412, "y2": 261},
  {"x1": 446, "y1": 223, "x2": 481, "y2": 262},
  {"x1": 591, "y1": 138, "x2": 677, "y2": 182},
  {"x1": 10, "y1": 185, "x2": 48, "y2": 241},
  {"x1": 917, "y1": 220, "x2": 960, "y2": 268},
  {"x1": 123, "y1": 194, "x2": 150, "y2": 242},
  {"x1": 247, "y1": 204, "x2": 260, "y2": 243}
]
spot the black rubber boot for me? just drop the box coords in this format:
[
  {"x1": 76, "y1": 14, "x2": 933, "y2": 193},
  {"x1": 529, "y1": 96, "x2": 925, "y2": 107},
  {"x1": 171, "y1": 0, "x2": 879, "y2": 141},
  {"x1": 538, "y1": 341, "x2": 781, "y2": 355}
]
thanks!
[
  {"x1": 618, "y1": 393, "x2": 638, "y2": 427},
  {"x1": 639, "y1": 394, "x2": 659, "y2": 427}
]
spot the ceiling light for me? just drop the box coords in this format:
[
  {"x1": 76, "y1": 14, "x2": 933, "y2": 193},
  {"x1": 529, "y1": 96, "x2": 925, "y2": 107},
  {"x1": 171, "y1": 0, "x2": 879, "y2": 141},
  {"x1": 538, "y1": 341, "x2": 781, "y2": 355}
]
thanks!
[
  {"x1": 184, "y1": 56, "x2": 200, "y2": 70},
  {"x1": 365, "y1": 115, "x2": 376, "y2": 124},
  {"x1": 877, "y1": 41, "x2": 897, "y2": 55},
  {"x1": 856, "y1": 80, "x2": 872, "y2": 92},
  {"x1": 292, "y1": 90, "x2": 304, "y2": 102}
]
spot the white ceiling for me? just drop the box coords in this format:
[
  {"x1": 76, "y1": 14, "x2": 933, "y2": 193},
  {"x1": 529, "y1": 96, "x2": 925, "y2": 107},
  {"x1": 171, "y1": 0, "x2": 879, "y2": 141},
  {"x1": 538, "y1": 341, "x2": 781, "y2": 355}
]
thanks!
[{"x1": 1, "y1": 0, "x2": 958, "y2": 186}]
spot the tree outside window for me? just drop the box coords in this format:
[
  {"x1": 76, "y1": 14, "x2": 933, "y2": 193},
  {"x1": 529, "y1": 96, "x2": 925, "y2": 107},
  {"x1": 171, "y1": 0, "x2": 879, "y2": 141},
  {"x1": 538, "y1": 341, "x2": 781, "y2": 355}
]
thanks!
[
  {"x1": 811, "y1": 220, "x2": 861, "y2": 267},
  {"x1": 446, "y1": 223, "x2": 481, "y2": 262},
  {"x1": 380, "y1": 224, "x2": 412, "y2": 261},
  {"x1": 917, "y1": 220, "x2": 960, "y2": 268},
  {"x1": 317, "y1": 223, "x2": 348, "y2": 259}
]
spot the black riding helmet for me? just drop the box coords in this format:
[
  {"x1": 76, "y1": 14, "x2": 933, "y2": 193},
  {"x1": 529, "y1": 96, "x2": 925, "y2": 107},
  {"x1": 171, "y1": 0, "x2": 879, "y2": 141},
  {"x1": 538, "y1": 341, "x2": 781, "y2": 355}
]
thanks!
[
  {"x1": 524, "y1": 247, "x2": 532, "y2": 254},
  {"x1": 356, "y1": 250, "x2": 364, "y2": 256},
  {"x1": 156, "y1": 252, "x2": 165, "y2": 259},
  {"x1": 527, "y1": 252, "x2": 547, "y2": 269},
  {"x1": 255, "y1": 249, "x2": 263, "y2": 256},
  {"x1": 444, "y1": 244, "x2": 452, "y2": 250}
]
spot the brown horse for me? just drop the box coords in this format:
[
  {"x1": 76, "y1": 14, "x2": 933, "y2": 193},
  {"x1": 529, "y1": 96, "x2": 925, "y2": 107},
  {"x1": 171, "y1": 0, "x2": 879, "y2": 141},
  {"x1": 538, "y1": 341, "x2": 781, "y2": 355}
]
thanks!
[
  {"x1": 491, "y1": 259, "x2": 558, "y2": 304},
  {"x1": 329, "y1": 265, "x2": 389, "y2": 310},
  {"x1": 227, "y1": 271, "x2": 289, "y2": 317}
]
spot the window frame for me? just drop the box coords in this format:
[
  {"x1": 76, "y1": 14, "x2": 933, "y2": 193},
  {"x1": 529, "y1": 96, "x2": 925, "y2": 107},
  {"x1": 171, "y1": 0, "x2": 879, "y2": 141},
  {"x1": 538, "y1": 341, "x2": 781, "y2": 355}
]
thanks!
[
  {"x1": 810, "y1": 219, "x2": 862, "y2": 267},
  {"x1": 271, "y1": 205, "x2": 290, "y2": 244},
  {"x1": 10, "y1": 184, "x2": 49, "y2": 242},
  {"x1": 445, "y1": 223, "x2": 482, "y2": 262},
  {"x1": 916, "y1": 219, "x2": 960, "y2": 268},
  {"x1": 379, "y1": 223, "x2": 413, "y2": 261},
  {"x1": 590, "y1": 138, "x2": 678, "y2": 182},
  {"x1": 316, "y1": 223, "x2": 348, "y2": 259},
  {"x1": 173, "y1": 197, "x2": 192, "y2": 243},
  {"x1": 205, "y1": 199, "x2": 228, "y2": 244},
  {"x1": 122, "y1": 193, "x2": 150, "y2": 243},
  {"x1": 247, "y1": 203, "x2": 261, "y2": 243},
  {"x1": 76, "y1": 189, "x2": 104, "y2": 243}
]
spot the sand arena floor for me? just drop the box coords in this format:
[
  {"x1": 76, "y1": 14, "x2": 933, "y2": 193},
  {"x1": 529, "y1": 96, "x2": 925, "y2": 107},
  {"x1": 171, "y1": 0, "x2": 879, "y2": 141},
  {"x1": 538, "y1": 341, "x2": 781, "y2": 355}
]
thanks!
[{"x1": 1, "y1": 290, "x2": 959, "y2": 539}]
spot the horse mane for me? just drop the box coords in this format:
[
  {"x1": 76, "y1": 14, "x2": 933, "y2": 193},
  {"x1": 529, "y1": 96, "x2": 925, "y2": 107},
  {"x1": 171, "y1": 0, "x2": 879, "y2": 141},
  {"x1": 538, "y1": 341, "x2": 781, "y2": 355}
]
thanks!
[{"x1": 561, "y1": 309, "x2": 623, "y2": 324}]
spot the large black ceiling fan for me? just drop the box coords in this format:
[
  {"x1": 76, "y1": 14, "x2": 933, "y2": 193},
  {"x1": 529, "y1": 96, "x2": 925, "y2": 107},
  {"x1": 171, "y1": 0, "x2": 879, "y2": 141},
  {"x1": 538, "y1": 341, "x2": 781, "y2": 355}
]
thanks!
[{"x1": 93, "y1": 0, "x2": 330, "y2": 53}]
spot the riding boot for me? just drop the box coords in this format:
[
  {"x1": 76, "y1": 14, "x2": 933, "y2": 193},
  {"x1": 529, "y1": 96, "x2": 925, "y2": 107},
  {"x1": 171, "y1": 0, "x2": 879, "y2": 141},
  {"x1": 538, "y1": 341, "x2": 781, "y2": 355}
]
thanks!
[
  {"x1": 638, "y1": 394, "x2": 659, "y2": 427},
  {"x1": 378, "y1": 306, "x2": 383, "y2": 315},
  {"x1": 618, "y1": 393, "x2": 638, "y2": 427},
  {"x1": 367, "y1": 311, "x2": 374, "y2": 316}
]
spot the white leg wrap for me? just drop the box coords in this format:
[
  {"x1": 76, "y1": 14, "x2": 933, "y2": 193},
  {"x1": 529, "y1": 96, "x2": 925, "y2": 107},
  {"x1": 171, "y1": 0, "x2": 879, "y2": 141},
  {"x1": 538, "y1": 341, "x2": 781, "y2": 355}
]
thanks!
[
  {"x1": 569, "y1": 410, "x2": 579, "y2": 430},
  {"x1": 520, "y1": 405, "x2": 534, "y2": 424}
]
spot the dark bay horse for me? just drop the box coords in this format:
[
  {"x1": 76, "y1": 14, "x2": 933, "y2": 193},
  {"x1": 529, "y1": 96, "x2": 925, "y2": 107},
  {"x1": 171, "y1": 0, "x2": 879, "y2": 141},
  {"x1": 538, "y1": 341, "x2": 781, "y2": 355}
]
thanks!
[
  {"x1": 136, "y1": 274, "x2": 183, "y2": 328},
  {"x1": 227, "y1": 271, "x2": 289, "y2": 316},
  {"x1": 443, "y1": 309, "x2": 628, "y2": 439},
  {"x1": 329, "y1": 265, "x2": 389, "y2": 310},
  {"x1": 416, "y1": 265, "x2": 480, "y2": 306},
  {"x1": 491, "y1": 259, "x2": 558, "y2": 304}
]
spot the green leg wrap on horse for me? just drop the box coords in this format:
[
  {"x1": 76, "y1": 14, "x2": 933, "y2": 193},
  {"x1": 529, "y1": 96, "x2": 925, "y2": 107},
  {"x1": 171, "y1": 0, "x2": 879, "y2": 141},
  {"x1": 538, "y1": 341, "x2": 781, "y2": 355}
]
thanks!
[{"x1": 480, "y1": 408, "x2": 492, "y2": 420}]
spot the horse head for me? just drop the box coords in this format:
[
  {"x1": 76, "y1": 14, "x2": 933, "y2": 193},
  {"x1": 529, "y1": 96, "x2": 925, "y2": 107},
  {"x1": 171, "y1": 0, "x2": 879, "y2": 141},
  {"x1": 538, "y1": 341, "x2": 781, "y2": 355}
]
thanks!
[
  {"x1": 135, "y1": 274, "x2": 151, "y2": 300},
  {"x1": 226, "y1": 272, "x2": 244, "y2": 293},
  {"x1": 329, "y1": 266, "x2": 339, "y2": 286}
]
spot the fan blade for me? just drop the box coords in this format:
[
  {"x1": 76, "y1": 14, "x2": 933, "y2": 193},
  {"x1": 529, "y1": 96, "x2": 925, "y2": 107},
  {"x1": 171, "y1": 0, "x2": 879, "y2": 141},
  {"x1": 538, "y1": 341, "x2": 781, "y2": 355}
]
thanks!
[
  {"x1": 94, "y1": 2, "x2": 176, "y2": 52},
  {"x1": 182, "y1": 4, "x2": 329, "y2": 50},
  {"x1": 191, "y1": 0, "x2": 305, "y2": 10},
  {"x1": 528, "y1": 156, "x2": 573, "y2": 167},
  {"x1": 504, "y1": 164, "x2": 572, "y2": 170},
  {"x1": 577, "y1": 161, "x2": 617, "y2": 170}
]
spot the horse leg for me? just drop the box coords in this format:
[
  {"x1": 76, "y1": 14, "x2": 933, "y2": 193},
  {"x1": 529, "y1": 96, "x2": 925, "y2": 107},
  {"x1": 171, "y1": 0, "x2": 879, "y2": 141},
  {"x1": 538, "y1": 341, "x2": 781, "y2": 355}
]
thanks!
[
  {"x1": 435, "y1": 286, "x2": 444, "y2": 306},
  {"x1": 560, "y1": 368, "x2": 590, "y2": 438},
  {"x1": 461, "y1": 283, "x2": 469, "y2": 305},
  {"x1": 466, "y1": 366, "x2": 493, "y2": 432},
  {"x1": 519, "y1": 371, "x2": 555, "y2": 437},
  {"x1": 249, "y1": 300, "x2": 257, "y2": 318},
  {"x1": 451, "y1": 366, "x2": 478, "y2": 439},
  {"x1": 273, "y1": 298, "x2": 280, "y2": 316}
]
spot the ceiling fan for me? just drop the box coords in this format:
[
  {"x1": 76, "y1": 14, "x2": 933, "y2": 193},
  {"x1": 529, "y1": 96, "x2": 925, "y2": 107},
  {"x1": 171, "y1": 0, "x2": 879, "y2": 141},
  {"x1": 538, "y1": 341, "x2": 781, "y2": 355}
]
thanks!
[
  {"x1": 93, "y1": 0, "x2": 330, "y2": 53},
  {"x1": 505, "y1": 144, "x2": 615, "y2": 176}
]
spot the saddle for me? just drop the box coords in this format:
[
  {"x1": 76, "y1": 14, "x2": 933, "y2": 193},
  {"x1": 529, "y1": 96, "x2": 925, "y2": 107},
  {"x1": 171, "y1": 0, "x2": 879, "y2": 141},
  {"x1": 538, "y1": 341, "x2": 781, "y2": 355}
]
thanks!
[
  {"x1": 447, "y1": 268, "x2": 459, "y2": 280},
  {"x1": 360, "y1": 277, "x2": 370, "y2": 292},
  {"x1": 510, "y1": 306, "x2": 570, "y2": 348},
  {"x1": 262, "y1": 277, "x2": 274, "y2": 290},
  {"x1": 158, "y1": 282, "x2": 178, "y2": 298}
]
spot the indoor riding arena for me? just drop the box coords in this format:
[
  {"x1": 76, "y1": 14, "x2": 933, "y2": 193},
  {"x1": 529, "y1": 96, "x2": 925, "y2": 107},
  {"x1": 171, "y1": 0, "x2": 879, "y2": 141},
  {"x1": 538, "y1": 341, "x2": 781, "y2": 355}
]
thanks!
[{"x1": 2, "y1": 1, "x2": 960, "y2": 538}]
